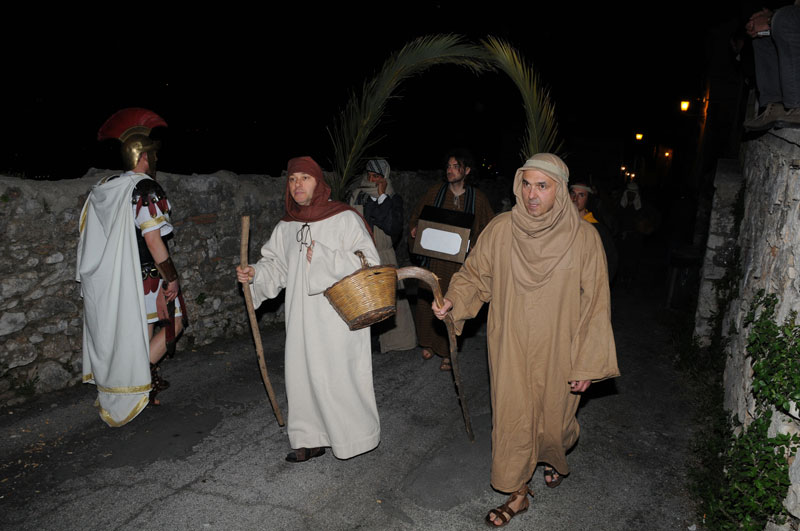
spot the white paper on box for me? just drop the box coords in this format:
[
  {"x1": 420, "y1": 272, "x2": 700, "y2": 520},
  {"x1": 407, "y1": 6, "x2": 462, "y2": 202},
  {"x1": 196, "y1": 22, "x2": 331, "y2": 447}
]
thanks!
[{"x1": 419, "y1": 228, "x2": 463, "y2": 255}]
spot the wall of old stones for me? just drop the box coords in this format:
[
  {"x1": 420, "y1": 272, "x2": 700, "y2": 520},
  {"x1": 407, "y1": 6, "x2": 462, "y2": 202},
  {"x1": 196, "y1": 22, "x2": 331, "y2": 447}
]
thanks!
[
  {"x1": 0, "y1": 168, "x2": 510, "y2": 407},
  {"x1": 693, "y1": 159, "x2": 743, "y2": 347},
  {"x1": 696, "y1": 128, "x2": 800, "y2": 520},
  {"x1": 722, "y1": 130, "x2": 800, "y2": 425}
]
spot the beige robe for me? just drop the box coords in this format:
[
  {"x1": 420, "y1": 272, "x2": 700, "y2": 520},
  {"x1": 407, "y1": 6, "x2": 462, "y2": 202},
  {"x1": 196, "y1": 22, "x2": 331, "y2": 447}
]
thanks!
[
  {"x1": 249, "y1": 210, "x2": 381, "y2": 459},
  {"x1": 446, "y1": 213, "x2": 619, "y2": 492}
]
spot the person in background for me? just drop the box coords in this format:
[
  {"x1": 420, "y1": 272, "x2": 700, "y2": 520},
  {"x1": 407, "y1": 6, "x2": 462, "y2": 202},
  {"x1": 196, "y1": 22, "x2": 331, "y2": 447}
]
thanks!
[
  {"x1": 350, "y1": 158, "x2": 417, "y2": 352},
  {"x1": 743, "y1": 1, "x2": 800, "y2": 131},
  {"x1": 408, "y1": 148, "x2": 493, "y2": 371},
  {"x1": 570, "y1": 182, "x2": 618, "y2": 282}
]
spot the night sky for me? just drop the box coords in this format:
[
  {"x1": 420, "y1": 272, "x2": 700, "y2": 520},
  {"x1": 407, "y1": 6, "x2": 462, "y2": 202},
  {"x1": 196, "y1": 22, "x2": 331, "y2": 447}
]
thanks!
[{"x1": 4, "y1": 2, "x2": 732, "y2": 182}]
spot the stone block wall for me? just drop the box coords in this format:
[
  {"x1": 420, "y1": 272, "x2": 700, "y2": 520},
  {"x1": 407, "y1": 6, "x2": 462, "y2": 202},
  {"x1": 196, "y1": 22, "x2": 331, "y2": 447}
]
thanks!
[
  {"x1": 0, "y1": 168, "x2": 511, "y2": 407},
  {"x1": 722, "y1": 131, "x2": 800, "y2": 425},
  {"x1": 696, "y1": 128, "x2": 800, "y2": 520},
  {"x1": 0, "y1": 169, "x2": 285, "y2": 405},
  {"x1": 693, "y1": 159, "x2": 744, "y2": 347}
]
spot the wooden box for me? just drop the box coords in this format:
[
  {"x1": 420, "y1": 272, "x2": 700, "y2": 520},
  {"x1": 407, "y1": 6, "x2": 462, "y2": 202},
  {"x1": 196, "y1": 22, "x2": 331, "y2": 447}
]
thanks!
[{"x1": 412, "y1": 206, "x2": 474, "y2": 264}]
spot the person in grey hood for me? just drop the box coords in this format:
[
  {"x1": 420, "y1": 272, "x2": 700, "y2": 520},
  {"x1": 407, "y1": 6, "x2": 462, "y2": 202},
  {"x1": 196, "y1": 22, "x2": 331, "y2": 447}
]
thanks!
[{"x1": 350, "y1": 159, "x2": 417, "y2": 352}]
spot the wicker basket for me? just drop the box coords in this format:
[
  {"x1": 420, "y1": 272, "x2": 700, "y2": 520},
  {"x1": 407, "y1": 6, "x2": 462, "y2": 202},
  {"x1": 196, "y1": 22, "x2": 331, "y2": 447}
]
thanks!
[{"x1": 324, "y1": 251, "x2": 397, "y2": 330}]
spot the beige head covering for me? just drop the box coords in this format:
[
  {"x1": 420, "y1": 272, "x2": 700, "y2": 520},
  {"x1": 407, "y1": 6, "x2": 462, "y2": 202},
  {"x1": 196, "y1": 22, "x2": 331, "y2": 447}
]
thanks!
[{"x1": 510, "y1": 153, "x2": 580, "y2": 290}]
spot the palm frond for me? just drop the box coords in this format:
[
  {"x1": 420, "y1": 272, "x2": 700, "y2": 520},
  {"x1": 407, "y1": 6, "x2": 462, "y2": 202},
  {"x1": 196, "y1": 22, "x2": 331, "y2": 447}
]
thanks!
[
  {"x1": 327, "y1": 34, "x2": 493, "y2": 200},
  {"x1": 482, "y1": 36, "x2": 562, "y2": 161}
]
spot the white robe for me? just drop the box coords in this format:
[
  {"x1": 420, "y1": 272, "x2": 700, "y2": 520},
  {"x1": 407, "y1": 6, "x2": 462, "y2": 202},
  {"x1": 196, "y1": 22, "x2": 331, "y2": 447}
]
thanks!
[
  {"x1": 77, "y1": 173, "x2": 152, "y2": 426},
  {"x1": 250, "y1": 210, "x2": 381, "y2": 459}
]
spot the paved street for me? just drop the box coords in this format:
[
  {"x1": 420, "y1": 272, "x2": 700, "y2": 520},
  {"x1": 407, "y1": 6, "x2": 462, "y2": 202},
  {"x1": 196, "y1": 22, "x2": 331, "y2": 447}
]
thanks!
[{"x1": 0, "y1": 275, "x2": 699, "y2": 530}]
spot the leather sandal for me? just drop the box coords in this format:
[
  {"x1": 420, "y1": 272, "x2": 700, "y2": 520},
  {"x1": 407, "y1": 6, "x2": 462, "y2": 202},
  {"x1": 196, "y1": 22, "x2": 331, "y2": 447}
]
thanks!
[
  {"x1": 485, "y1": 485, "x2": 532, "y2": 527},
  {"x1": 543, "y1": 466, "x2": 564, "y2": 488},
  {"x1": 285, "y1": 447, "x2": 326, "y2": 463},
  {"x1": 149, "y1": 363, "x2": 170, "y2": 406},
  {"x1": 439, "y1": 357, "x2": 452, "y2": 371}
]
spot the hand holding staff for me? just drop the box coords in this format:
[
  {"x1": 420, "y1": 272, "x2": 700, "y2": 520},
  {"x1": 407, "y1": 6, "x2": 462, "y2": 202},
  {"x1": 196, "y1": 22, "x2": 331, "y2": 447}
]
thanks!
[
  {"x1": 397, "y1": 266, "x2": 474, "y2": 442},
  {"x1": 240, "y1": 215, "x2": 285, "y2": 426}
]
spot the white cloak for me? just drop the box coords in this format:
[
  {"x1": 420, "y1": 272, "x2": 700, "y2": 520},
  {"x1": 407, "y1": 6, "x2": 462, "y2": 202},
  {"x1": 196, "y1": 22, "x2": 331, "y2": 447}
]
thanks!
[
  {"x1": 77, "y1": 173, "x2": 152, "y2": 426},
  {"x1": 249, "y1": 210, "x2": 381, "y2": 459}
]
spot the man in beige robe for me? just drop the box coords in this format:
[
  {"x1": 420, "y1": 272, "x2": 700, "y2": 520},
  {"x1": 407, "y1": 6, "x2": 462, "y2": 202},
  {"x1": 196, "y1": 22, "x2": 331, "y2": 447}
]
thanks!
[{"x1": 433, "y1": 153, "x2": 619, "y2": 527}]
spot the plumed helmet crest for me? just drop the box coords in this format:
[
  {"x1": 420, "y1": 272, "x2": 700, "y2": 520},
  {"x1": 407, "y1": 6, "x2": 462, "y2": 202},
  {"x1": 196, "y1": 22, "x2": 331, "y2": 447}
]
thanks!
[
  {"x1": 98, "y1": 108, "x2": 167, "y2": 171},
  {"x1": 97, "y1": 108, "x2": 167, "y2": 141}
]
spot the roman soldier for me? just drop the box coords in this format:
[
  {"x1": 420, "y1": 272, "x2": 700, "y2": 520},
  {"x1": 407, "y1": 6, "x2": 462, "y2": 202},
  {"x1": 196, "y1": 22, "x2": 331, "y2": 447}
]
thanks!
[{"x1": 77, "y1": 108, "x2": 186, "y2": 426}]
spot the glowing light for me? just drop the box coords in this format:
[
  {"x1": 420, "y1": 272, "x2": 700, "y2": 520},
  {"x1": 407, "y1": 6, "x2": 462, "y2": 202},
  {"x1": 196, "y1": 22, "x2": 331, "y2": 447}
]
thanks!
[
  {"x1": 620, "y1": 165, "x2": 627, "y2": 171},
  {"x1": 635, "y1": 133, "x2": 643, "y2": 141},
  {"x1": 680, "y1": 101, "x2": 690, "y2": 112},
  {"x1": 664, "y1": 151, "x2": 671, "y2": 157}
]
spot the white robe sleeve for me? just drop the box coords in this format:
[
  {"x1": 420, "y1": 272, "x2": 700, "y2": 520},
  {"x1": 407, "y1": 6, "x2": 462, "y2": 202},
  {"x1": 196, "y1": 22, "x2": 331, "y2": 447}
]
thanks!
[
  {"x1": 250, "y1": 224, "x2": 289, "y2": 307},
  {"x1": 307, "y1": 212, "x2": 380, "y2": 295}
]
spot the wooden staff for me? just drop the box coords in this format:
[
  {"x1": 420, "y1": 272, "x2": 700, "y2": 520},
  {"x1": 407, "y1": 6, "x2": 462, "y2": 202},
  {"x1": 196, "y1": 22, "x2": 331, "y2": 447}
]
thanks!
[
  {"x1": 397, "y1": 266, "x2": 474, "y2": 442},
  {"x1": 240, "y1": 216, "x2": 285, "y2": 426}
]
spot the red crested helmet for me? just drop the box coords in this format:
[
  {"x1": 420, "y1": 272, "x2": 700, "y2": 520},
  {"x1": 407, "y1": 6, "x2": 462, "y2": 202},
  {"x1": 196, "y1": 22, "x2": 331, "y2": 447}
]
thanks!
[{"x1": 98, "y1": 108, "x2": 167, "y2": 173}]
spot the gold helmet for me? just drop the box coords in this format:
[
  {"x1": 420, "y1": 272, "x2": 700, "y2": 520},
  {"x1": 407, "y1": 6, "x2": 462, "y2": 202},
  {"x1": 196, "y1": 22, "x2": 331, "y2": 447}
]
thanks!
[{"x1": 97, "y1": 108, "x2": 167, "y2": 176}]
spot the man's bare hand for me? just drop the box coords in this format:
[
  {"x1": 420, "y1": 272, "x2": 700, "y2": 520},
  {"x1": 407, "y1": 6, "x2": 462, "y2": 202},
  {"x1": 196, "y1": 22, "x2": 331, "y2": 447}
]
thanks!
[
  {"x1": 156, "y1": 285, "x2": 169, "y2": 320},
  {"x1": 432, "y1": 298, "x2": 453, "y2": 320},
  {"x1": 410, "y1": 226, "x2": 417, "y2": 239},
  {"x1": 568, "y1": 380, "x2": 591, "y2": 393},
  {"x1": 306, "y1": 240, "x2": 315, "y2": 263},
  {"x1": 163, "y1": 279, "x2": 179, "y2": 302},
  {"x1": 236, "y1": 265, "x2": 255, "y2": 284},
  {"x1": 746, "y1": 8, "x2": 772, "y2": 37}
]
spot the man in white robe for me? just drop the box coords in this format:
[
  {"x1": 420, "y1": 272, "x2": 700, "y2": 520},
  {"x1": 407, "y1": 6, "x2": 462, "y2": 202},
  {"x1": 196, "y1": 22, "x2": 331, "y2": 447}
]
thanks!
[
  {"x1": 237, "y1": 156, "x2": 381, "y2": 461},
  {"x1": 78, "y1": 172, "x2": 152, "y2": 425},
  {"x1": 78, "y1": 108, "x2": 184, "y2": 426}
]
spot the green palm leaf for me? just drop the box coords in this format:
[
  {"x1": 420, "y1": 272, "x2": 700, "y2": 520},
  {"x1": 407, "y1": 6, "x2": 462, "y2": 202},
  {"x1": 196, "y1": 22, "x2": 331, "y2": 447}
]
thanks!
[
  {"x1": 482, "y1": 36, "x2": 562, "y2": 160},
  {"x1": 327, "y1": 34, "x2": 492, "y2": 200}
]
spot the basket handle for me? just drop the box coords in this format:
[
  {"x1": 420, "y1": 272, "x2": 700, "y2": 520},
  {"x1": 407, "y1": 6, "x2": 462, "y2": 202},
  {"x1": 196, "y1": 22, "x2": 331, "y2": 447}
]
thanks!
[{"x1": 354, "y1": 250, "x2": 371, "y2": 268}]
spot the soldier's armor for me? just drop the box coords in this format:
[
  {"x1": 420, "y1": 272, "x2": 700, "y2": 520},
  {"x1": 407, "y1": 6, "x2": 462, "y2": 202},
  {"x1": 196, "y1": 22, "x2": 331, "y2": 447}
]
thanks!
[
  {"x1": 104, "y1": 175, "x2": 171, "y2": 294},
  {"x1": 132, "y1": 179, "x2": 171, "y2": 295},
  {"x1": 132, "y1": 179, "x2": 170, "y2": 262}
]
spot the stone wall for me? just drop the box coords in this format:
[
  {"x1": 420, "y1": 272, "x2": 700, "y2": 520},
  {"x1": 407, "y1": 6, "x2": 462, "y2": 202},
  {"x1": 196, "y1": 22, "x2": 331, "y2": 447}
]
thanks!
[
  {"x1": 722, "y1": 130, "x2": 800, "y2": 424},
  {"x1": 696, "y1": 128, "x2": 800, "y2": 520},
  {"x1": 0, "y1": 168, "x2": 510, "y2": 407},
  {"x1": 693, "y1": 159, "x2": 743, "y2": 347}
]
